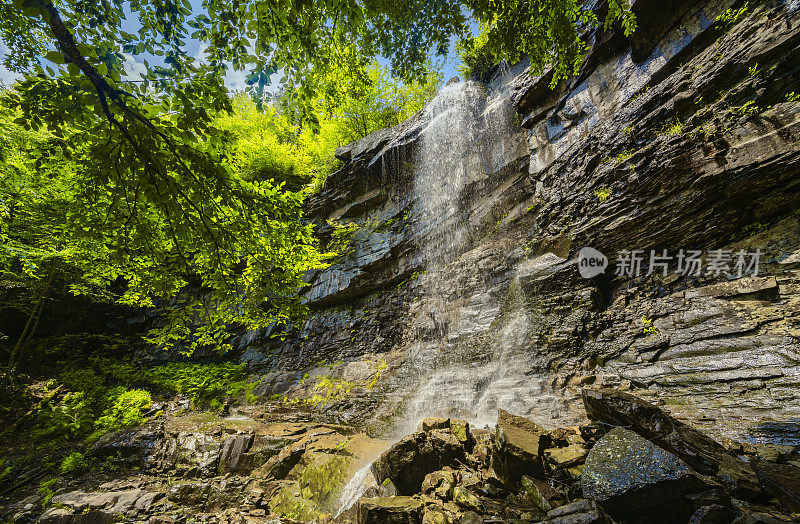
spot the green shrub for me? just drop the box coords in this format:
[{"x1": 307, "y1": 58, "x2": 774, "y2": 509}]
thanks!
[
  {"x1": 38, "y1": 478, "x2": 58, "y2": 508},
  {"x1": 32, "y1": 392, "x2": 93, "y2": 441},
  {"x1": 95, "y1": 389, "x2": 152, "y2": 431},
  {"x1": 658, "y1": 119, "x2": 684, "y2": 136},
  {"x1": 60, "y1": 452, "x2": 90, "y2": 475},
  {"x1": 83, "y1": 359, "x2": 250, "y2": 408},
  {"x1": 595, "y1": 188, "x2": 612, "y2": 202},
  {"x1": 235, "y1": 131, "x2": 310, "y2": 191},
  {"x1": 457, "y1": 26, "x2": 496, "y2": 83},
  {"x1": 716, "y1": 3, "x2": 749, "y2": 29},
  {"x1": 0, "y1": 463, "x2": 12, "y2": 484},
  {"x1": 327, "y1": 221, "x2": 361, "y2": 255},
  {"x1": 735, "y1": 100, "x2": 759, "y2": 117},
  {"x1": 59, "y1": 368, "x2": 104, "y2": 405},
  {"x1": 142, "y1": 362, "x2": 249, "y2": 407}
]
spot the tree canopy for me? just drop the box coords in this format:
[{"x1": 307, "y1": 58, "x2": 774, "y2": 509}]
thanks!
[{"x1": 0, "y1": 0, "x2": 635, "y2": 359}]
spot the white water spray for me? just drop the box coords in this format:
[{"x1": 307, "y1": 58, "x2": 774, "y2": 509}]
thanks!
[
  {"x1": 395, "y1": 71, "x2": 573, "y2": 434},
  {"x1": 334, "y1": 462, "x2": 376, "y2": 517}
]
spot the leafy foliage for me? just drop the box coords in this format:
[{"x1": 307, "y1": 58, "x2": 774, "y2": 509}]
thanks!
[
  {"x1": 60, "y1": 451, "x2": 90, "y2": 475},
  {"x1": 95, "y1": 389, "x2": 152, "y2": 431},
  {"x1": 328, "y1": 222, "x2": 362, "y2": 255},
  {"x1": 295, "y1": 62, "x2": 442, "y2": 192},
  {"x1": 32, "y1": 391, "x2": 93, "y2": 441},
  {"x1": 462, "y1": 0, "x2": 636, "y2": 86},
  {"x1": 0, "y1": 0, "x2": 635, "y2": 359},
  {"x1": 59, "y1": 359, "x2": 251, "y2": 408},
  {"x1": 717, "y1": 3, "x2": 749, "y2": 28},
  {"x1": 457, "y1": 25, "x2": 496, "y2": 82},
  {"x1": 139, "y1": 362, "x2": 249, "y2": 406},
  {"x1": 58, "y1": 368, "x2": 105, "y2": 404},
  {"x1": 318, "y1": 63, "x2": 441, "y2": 142},
  {"x1": 595, "y1": 188, "x2": 612, "y2": 202},
  {"x1": 38, "y1": 478, "x2": 58, "y2": 508}
]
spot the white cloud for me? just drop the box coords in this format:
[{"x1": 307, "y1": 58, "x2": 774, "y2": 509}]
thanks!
[
  {"x1": 224, "y1": 69, "x2": 248, "y2": 92},
  {"x1": 193, "y1": 41, "x2": 277, "y2": 94},
  {"x1": 196, "y1": 43, "x2": 209, "y2": 65},
  {"x1": 122, "y1": 52, "x2": 147, "y2": 81},
  {"x1": 0, "y1": 42, "x2": 21, "y2": 87}
]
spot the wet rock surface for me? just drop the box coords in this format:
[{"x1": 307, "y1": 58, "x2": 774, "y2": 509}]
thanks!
[
  {"x1": 581, "y1": 427, "x2": 707, "y2": 522},
  {"x1": 3, "y1": 390, "x2": 800, "y2": 523},
  {"x1": 340, "y1": 390, "x2": 798, "y2": 524},
  {"x1": 582, "y1": 389, "x2": 761, "y2": 500},
  {"x1": 370, "y1": 425, "x2": 467, "y2": 495},
  {"x1": 1, "y1": 401, "x2": 388, "y2": 523},
  {"x1": 356, "y1": 496, "x2": 423, "y2": 524},
  {"x1": 5, "y1": 0, "x2": 800, "y2": 522},
  {"x1": 236, "y1": 0, "x2": 800, "y2": 454}
]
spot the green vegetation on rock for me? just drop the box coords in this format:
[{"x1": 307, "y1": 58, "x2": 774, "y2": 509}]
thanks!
[
  {"x1": 94, "y1": 389, "x2": 152, "y2": 431},
  {"x1": 59, "y1": 451, "x2": 90, "y2": 475}
]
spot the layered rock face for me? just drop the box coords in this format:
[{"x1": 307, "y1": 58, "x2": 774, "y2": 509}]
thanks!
[{"x1": 244, "y1": 0, "x2": 800, "y2": 444}]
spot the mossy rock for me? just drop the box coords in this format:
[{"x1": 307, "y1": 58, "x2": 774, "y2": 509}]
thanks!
[{"x1": 356, "y1": 496, "x2": 423, "y2": 524}]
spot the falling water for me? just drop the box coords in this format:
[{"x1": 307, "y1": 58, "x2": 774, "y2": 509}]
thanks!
[
  {"x1": 334, "y1": 69, "x2": 571, "y2": 515},
  {"x1": 395, "y1": 70, "x2": 574, "y2": 434},
  {"x1": 333, "y1": 81, "x2": 494, "y2": 516},
  {"x1": 399, "y1": 273, "x2": 572, "y2": 433},
  {"x1": 334, "y1": 462, "x2": 376, "y2": 517}
]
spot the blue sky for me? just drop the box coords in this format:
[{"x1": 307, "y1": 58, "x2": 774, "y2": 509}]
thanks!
[{"x1": 0, "y1": 4, "x2": 466, "y2": 92}]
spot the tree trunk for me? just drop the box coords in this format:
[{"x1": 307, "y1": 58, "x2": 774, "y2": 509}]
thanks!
[{"x1": 6, "y1": 259, "x2": 56, "y2": 380}]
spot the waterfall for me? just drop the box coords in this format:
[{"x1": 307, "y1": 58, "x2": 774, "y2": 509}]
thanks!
[
  {"x1": 334, "y1": 462, "x2": 376, "y2": 517},
  {"x1": 393, "y1": 71, "x2": 571, "y2": 435}
]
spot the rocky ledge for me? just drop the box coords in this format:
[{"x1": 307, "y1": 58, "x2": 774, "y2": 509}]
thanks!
[
  {"x1": 2, "y1": 389, "x2": 798, "y2": 523},
  {"x1": 346, "y1": 389, "x2": 799, "y2": 524}
]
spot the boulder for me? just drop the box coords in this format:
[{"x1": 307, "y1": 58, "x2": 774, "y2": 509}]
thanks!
[
  {"x1": 362, "y1": 478, "x2": 400, "y2": 500},
  {"x1": 167, "y1": 481, "x2": 211, "y2": 506},
  {"x1": 417, "y1": 418, "x2": 472, "y2": 450},
  {"x1": 260, "y1": 442, "x2": 306, "y2": 480},
  {"x1": 751, "y1": 461, "x2": 800, "y2": 513},
  {"x1": 371, "y1": 430, "x2": 465, "y2": 495},
  {"x1": 582, "y1": 389, "x2": 760, "y2": 499},
  {"x1": 544, "y1": 444, "x2": 588, "y2": 470},
  {"x1": 418, "y1": 417, "x2": 449, "y2": 432},
  {"x1": 356, "y1": 496, "x2": 423, "y2": 524},
  {"x1": 148, "y1": 517, "x2": 177, "y2": 524},
  {"x1": 581, "y1": 427, "x2": 710, "y2": 523},
  {"x1": 90, "y1": 423, "x2": 165, "y2": 467},
  {"x1": 39, "y1": 488, "x2": 167, "y2": 523},
  {"x1": 421, "y1": 468, "x2": 457, "y2": 499},
  {"x1": 543, "y1": 499, "x2": 610, "y2": 524},
  {"x1": 496, "y1": 409, "x2": 550, "y2": 480},
  {"x1": 687, "y1": 504, "x2": 738, "y2": 524},
  {"x1": 38, "y1": 508, "x2": 119, "y2": 524},
  {"x1": 521, "y1": 475, "x2": 564, "y2": 512},
  {"x1": 452, "y1": 486, "x2": 482, "y2": 512},
  {"x1": 217, "y1": 433, "x2": 254, "y2": 474},
  {"x1": 172, "y1": 432, "x2": 224, "y2": 476},
  {"x1": 233, "y1": 435, "x2": 290, "y2": 474},
  {"x1": 449, "y1": 419, "x2": 472, "y2": 449},
  {"x1": 421, "y1": 507, "x2": 448, "y2": 524},
  {"x1": 456, "y1": 511, "x2": 482, "y2": 524}
]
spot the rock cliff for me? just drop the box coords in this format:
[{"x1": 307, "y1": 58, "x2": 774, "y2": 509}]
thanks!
[
  {"x1": 4, "y1": 1, "x2": 800, "y2": 522},
  {"x1": 242, "y1": 0, "x2": 800, "y2": 448}
]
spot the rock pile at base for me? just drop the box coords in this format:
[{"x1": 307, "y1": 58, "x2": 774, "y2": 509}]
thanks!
[
  {"x1": 3, "y1": 390, "x2": 799, "y2": 523},
  {"x1": 353, "y1": 389, "x2": 800, "y2": 524}
]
